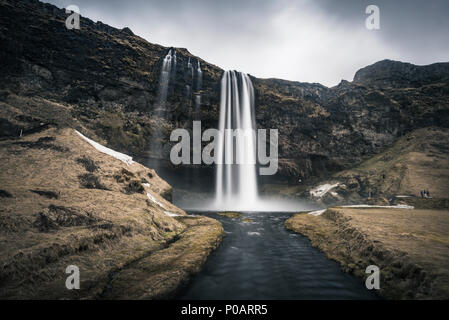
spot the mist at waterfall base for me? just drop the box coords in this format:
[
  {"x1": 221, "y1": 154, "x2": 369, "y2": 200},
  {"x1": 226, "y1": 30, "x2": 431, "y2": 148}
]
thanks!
[
  {"x1": 176, "y1": 195, "x2": 321, "y2": 213},
  {"x1": 174, "y1": 70, "x2": 320, "y2": 213}
]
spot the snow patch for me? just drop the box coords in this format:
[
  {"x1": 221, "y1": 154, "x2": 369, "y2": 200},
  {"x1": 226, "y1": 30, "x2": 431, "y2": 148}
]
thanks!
[
  {"x1": 342, "y1": 204, "x2": 414, "y2": 209},
  {"x1": 147, "y1": 193, "x2": 184, "y2": 217},
  {"x1": 310, "y1": 183, "x2": 339, "y2": 198},
  {"x1": 164, "y1": 211, "x2": 181, "y2": 217},
  {"x1": 75, "y1": 130, "x2": 133, "y2": 165},
  {"x1": 146, "y1": 192, "x2": 166, "y2": 209},
  {"x1": 308, "y1": 209, "x2": 326, "y2": 216},
  {"x1": 143, "y1": 183, "x2": 151, "y2": 187},
  {"x1": 247, "y1": 232, "x2": 261, "y2": 236}
]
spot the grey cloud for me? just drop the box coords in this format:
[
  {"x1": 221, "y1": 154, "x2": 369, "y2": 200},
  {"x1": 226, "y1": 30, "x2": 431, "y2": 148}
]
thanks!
[{"x1": 46, "y1": 0, "x2": 449, "y2": 86}]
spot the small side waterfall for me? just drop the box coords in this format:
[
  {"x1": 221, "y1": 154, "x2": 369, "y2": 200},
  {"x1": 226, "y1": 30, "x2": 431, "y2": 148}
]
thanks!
[
  {"x1": 170, "y1": 50, "x2": 177, "y2": 87},
  {"x1": 196, "y1": 61, "x2": 203, "y2": 91},
  {"x1": 215, "y1": 70, "x2": 259, "y2": 209},
  {"x1": 155, "y1": 49, "x2": 175, "y2": 113},
  {"x1": 187, "y1": 57, "x2": 194, "y2": 79},
  {"x1": 185, "y1": 57, "x2": 194, "y2": 106},
  {"x1": 194, "y1": 61, "x2": 203, "y2": 114},
  {"x1": 151, "y1": 49, "x2": 176, "y2": 160}
]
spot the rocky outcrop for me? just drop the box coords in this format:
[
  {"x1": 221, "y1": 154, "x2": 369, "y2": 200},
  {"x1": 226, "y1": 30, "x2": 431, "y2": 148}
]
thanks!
[
  {"x1": 255, "y1": 75, "x2": 449, "y2": 184},
  {"x1": 354, "y1": 59, "x2": 449, "y2": 88}
]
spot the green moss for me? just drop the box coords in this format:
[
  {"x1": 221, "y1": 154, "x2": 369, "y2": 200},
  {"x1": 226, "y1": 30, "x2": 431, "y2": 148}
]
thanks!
[{"x1": 217, "y1": 212, "x2": 242, "y2": 218}]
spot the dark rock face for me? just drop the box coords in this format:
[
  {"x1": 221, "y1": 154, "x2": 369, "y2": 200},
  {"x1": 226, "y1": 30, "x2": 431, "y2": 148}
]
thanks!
[
  {"x1": 254, "y1": 72, "x2": 449, "y2": 183},
  {"x1": 354, "y1": 59, "x2": 449, "y2": 88},
  {"x1": 1, "y1": 0, "x2": 449, "y2": 188}
]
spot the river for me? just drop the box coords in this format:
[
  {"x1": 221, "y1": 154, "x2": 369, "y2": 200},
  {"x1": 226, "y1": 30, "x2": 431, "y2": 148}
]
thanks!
[{"x1": 179, "y1": 211, "x2": 379, "y2": 300}]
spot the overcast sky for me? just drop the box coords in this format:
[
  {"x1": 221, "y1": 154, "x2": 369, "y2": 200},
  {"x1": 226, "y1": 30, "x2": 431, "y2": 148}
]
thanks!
[{"x1": 46, "y1": 0, "x2": 449, "y2": 86}]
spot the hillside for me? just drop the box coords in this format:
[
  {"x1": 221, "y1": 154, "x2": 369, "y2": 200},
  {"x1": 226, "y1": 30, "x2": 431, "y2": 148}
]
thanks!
[
  {"x1": 335, "y1": 127, "x2": 449, "y2": 198},
  {"x1": 302, "y1": 127, "x2": 449, "y2": 205},
  {"x1": 0, "y1": 127, "x2": 223, "y2": 299},
  {"x1": 354, "y1": 59, "x2": 449, "y2": 88},
  {"x1": 1, "y1": 0, "x2": 449, "y2": 191},
  {"x1": 286, "y1": 207, "x2": 449, "y2": 299}
]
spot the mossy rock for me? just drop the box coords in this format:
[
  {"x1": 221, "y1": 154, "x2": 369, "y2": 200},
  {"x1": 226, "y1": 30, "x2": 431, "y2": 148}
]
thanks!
[
  {"x1": 125, "y1": 180, "x2": 145, "y2": 194},
  {"x1": 217, "y1": 212, "x2": 242, "y2": 218}
]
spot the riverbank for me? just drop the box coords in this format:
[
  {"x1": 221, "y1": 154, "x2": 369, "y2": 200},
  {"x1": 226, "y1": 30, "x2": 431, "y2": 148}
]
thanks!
[
  {"x1": 180, "y1": 211, "x2": 377, "y2": 299},
  {"x1": 285, "y1": 207, "x2": 449, "y2": 299},
  {"x1": 98, "y1": 215, "x2": 223, "y2": 299},
  {"x1": 0, "y1": 127, "x2": 223, "y2": 299}
]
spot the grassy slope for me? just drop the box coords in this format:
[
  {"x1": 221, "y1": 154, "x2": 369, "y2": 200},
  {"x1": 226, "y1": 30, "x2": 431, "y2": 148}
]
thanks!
[
  {"x1": 286, "y1": 208, "x2": 449, "y2": 299},
  {"x1": 334, "y1": 127, "x2": 449, "y2": 199},
  {"x1": 260, "y1": 127, "x2": 449, "y2": 203},
  {"x1": 0, "y1": 127, "x2": 223, "y2": 299}
]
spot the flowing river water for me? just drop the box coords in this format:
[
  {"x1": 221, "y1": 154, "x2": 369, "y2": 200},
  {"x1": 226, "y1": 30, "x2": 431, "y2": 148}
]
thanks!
[{"x1": 179, "y1": 211, "x2": 379, "y2": 300}]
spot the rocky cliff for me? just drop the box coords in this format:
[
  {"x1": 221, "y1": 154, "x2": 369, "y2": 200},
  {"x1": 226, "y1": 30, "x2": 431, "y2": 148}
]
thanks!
[
  {"x1": 296, "y1": 127, "x2": 449, "y2": 205},
  {"x1": 1, "y1": 0, "x2": 449, "y2": 192}
]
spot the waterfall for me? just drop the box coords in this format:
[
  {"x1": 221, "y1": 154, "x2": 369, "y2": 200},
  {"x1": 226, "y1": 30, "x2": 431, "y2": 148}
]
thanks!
[
  {"x1": 185, "y1": 57, "x2": 194, "y2": 106},
  {"x1": 151, "y1": 49, "x2": 175, "y2": 160},
  {"x1": 194, "y1": 61, "x2": 203, "y2": 113},
  {"x1": 194, "y1": 94, "x2": 201, "y2": 110},
  {"x1": 196, "y1": 61, "x2": 203, "y2": 91},
  {"x1": 215, "y1": 70, "x2": 258, "y2": 209},
  {"x1": 187, "y1": 57, "x2": 194, "y2": 79},
  {"x1": 173, "y1": 50, "x2": 177, "y2": 70},
  {"x1": 170, "y1": 50, "x2": 177, "y2": 86},
  {"x1": 155, "y1": 49, "x2": 174, "y2": 113}
]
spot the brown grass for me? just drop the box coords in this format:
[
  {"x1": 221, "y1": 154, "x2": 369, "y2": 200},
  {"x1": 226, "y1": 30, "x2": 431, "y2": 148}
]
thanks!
[
  {"x1": 335, "y1": 127, "x2": 449, "y2": 198},
  {"x1": 0, "y1": 127, "x2": 223, "y2": 299},
  {"x1": 286, "y1": 207, "x2": 449, "y2": 299}
]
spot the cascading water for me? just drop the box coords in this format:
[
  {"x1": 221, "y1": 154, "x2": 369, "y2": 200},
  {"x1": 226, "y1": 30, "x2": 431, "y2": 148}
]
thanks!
[
  {"x1": 170, "y1": 50, "x2": 177, "y2": 87},
  {"x1": 196, "y1": 61, "x2": 203, "y2": 91},
  {"x1": 194, "y1": 61, "x2": 203, "y2": 114},
  {"x1": 185, "y1": 57, "x2": 194, "y2": 105},
  {"x1": 187, "y1": 57, "x2": 194, "y2": 78},
  {"x1": 214, "y1": 70, "x2": 259, "y2": 209},
  {"x1": 155, "y1": 49, "x2": 174, "y2": 113},
  {"x1": 151, "y1": 49, "x2": 176, "y2": 161}
]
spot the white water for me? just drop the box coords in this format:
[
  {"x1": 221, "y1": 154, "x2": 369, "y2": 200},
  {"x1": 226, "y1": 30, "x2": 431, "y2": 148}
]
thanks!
[
  {"x1": 187, "y1": 57, "x2": 194, "y2": 79},
  {"x1": 194, "y1": 94, "x2": 201, "y2": 111},
  {"x1": 196, "y1": 61, "x2": 203, "y2": 91},
  {"x1": 155, "y1": 49, "x2": 174, "y2": 111},
  {"x1": 151, "y1": 49, "x2": 175, "y2": 158},
  {"x1": 185, "y1": 57, "x2": 193, "y2": 105},
  {"x1": 214, "y1": 71, "x2": 259, "y2": 210},
  {"x1": 194, "y1": 61, "x2": 203, "y2": 113}
]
